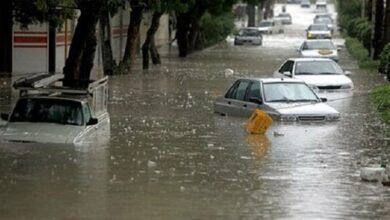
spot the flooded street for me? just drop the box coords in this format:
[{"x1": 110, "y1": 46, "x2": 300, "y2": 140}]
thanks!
[{"x1": 1, "y1": 4, "x2": 390, "y2": 219}]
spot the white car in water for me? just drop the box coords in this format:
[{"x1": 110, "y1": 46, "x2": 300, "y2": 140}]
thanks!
[
  {"x1": 0, "y1": 73, "x2": 110, "y2": 144},
  {"x1": 306, "y1": 24, "x2": 332, "y2": 39},
  {"x1": 274, "y1": 58, "x2": 354, "y2": 90},
  {"x1": 257, "y1": 19, "x2": 284, "y2": 34},
  {"x1": 234, "y1": 27, "x2": 263, "y2": 45},
  {"x1": 298, "y1": 39, "x2": 339, "y2": 62},
  {"x1": 214, "y1": 78, "x2": 340, "y2": 121}
]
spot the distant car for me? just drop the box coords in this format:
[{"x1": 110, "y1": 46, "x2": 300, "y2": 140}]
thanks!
[
  {"x1": 275, "y1": 13, "x2": 292, "y2": 25},
  {"x1": 234, "y1": 28, "x2": 263, "y2": 45},
  {"x1": 314, "y1": 13, "x2": 334, "y2": 22},
  {"x1": 274, "y1": 58, "x2": 354, "y2": 90},
  {"x1": 315, "y1": 1, "x2": 327, "y2": 11},
  {"x1": 0, "y1": 73, "x2": 110, "y2": 144},
  {"x1": 298, "y1": 39, "x2": 339, "y2": 62},
  {"x1": 300, "y1": 0, "x2": 311, "y2": 7},
  {"x1": 214, "y1": 78, "x2": 340, "y2": 121},
  {"x1": 306, "y1": 24, "x2": 332, "y2": 39},
  {"x1": 287, "y1": 0, "x2": 302, "y2": 4},
  {"x1": 314, "y1": 16, "x2": 334, "y2": 33},
  {"x1": 258, "y1": 19, "x2": 284, "y2": 34}
]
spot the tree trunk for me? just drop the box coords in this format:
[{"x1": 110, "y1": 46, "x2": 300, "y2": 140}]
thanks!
[
  {"x1": 63, "y1": 2, "x2": 102, "y2": 88},
  {"x1": 142, "y1": 12, "x2": 163, "y2": 70},
  {"x1": 373, "y1": 0, "x2": 384, "y2": 59},
  {"x1": 0, "y1": 0, "x2": 13, "y2": 74},
  {"x1": 150, "y1": 39, "x2": 161, "y2": 64},
  {"x1": 176, "y1": 12, "x2": 190, "y2": 57},
  {"x1": 176, "y1": 5, "x2": 206, "y2": 57},
  {"x1": 247, "y1": 4, "x2": 256, "y2": 27},
  {"x1": 99, "y1": 2, "x2": 116, "y2": 75},
  {"x1": 119, "y1": 1, "x2": 145, "y2": 72},
  {"x1": 382, "y1": 0, "x2": 390, "y2": 46}
]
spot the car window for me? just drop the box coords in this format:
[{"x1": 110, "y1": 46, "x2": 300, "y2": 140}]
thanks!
[
  {"x1": 295, "y1": 61, "x2": 344, "y2": 75},
  {"x1": 305, "y1": 41, "x2": 335, "y2": 50},
  {"x1": 263, "y1": 83, "x2": 318, "y2": 102},
  {"x1": 235, "y1": 81, "x2": 250, "y2": 101},
  {"x1": 83, "y1": 103, "x2": 92, "y2": 124},
  {"x1": 245, "y1": 82, "x2": 261, "y2": 101},
  {"x1": 10, "y1": 98, "x2": 84, "y2": 126},
  {"x1": 279, "y1": 61, "x2": 294, "y2": 74},
  {"x1": 225, "y1": 81, "x2": 240, "y2": 99}
]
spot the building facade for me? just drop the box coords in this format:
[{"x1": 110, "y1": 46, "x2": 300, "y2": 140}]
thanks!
[{"x1": 1, "y1": 9, "x2": 170, "y2": 75}]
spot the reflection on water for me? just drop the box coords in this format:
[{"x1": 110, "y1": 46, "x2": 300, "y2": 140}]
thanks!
[{"x1": 246, "y1": 135, "x2": 271, "y2": 159}]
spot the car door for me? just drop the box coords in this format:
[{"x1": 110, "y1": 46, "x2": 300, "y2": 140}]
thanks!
[
  {"x1": 242, "y1": 81, "x2": 263, "y2": 115},
  {"x1": 222, "y1": 79, "x2": 251, "y2": 116}
]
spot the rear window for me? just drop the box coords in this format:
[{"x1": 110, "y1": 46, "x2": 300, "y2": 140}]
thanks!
[{"x1": 10, "y1": 98, "x2": 84, "y2": 126}]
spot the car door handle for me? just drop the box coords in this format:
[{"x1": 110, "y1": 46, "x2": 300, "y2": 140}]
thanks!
[
  {"x1": 227, "y1": 101, "x2": 231, "y2": 105},
  {"x1": 243, "y1": 104, "x2": 247, "y2": 108}
]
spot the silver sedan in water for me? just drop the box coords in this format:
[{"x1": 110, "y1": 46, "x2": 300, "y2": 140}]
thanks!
[{"x1": 214, "y1": 78, "x2": 340, "y2": 121}]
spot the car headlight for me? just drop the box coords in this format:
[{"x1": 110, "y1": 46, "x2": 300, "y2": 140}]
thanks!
[
  {"x1": 307, "y1": 33, "x2": 312, "y2": 38},
  {"x1": 326, "y1": 114, "x2": 340, "y2": 121},
  {"x1": 340, "y1": 84, "x2": 353, "y2": 89},
  {"x1": 280, "y1": 115, "x2": 297, "y2": 122}
]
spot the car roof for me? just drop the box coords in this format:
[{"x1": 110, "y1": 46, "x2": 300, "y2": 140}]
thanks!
[
  {"x1": 287, "y1": 57, "x2": 335, "y2": 62},
  {"x1": 239, "y1": 77, "x2": 306, "y2": 83},
  {"x1": 19, "y1": 95, "x2": 88, "y2": 103},
  {"x1": 240, "y1": 27, "x2": 261, "y2": 30},
  {"x1": 303, "y1": 39, "x2": 333, "y2": 42}
]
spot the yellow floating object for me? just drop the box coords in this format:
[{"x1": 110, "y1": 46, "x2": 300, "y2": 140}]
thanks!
[{"x1": 246, "y1": 109, "x2": 273, "y2": 134}]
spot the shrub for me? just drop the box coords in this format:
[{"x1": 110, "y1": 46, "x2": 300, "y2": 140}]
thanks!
[
  {"x1": 371, "y1": 85, "x2": 390, "y2": 124},
  {"x1": 345, "y1": 37, "x2": 369, "y2": 61},
  {"x1": 379, "y1": 43, "x2": 390, "y2": 80},
  {"x1": 200, "y1": 12, "x2": 235, "y2": 48}
]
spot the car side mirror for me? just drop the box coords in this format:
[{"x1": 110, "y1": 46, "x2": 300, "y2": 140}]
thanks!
[
  {"x1": 320, "y1": 97, "x2": 328, "y2": 102},
  {"x1": 344, "y1": 70, "x2": 351, "y2": 76},
  {"x1": 249, "y1": 97, "x2": 263, "y2": 105},
  {"x1": 1, "y1": 113, "x2": 9, "y2": 121},
  {"x1": 283, "y1": 71, "x2": 292, "y2": 77},
  {"x1": 86, "y1": 118, "x2": 98, "y2": 126}
]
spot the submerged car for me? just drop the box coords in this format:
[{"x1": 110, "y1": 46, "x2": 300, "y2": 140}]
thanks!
[
  {"x1": 0, "y1": 73, "x2": 110, "y2": 144},
  {"x1": 298, "y1": 39, "x2": 339, "y2": 62},
  {"x1": 275, "y1": 13, "x2": 292, "y2": 25},
  {"x1": 306, "y1": 24, "x2": 332, "y2": 39},
  {"x1": 274, "y1": 58, "x2": 354, "y2": 90},
  {"x1": 234, "y1": 27, "x2": 263, "y2": 45},
  {"x1": 214, "y1": 78, "x2": 340, "y2": 121},
  {"x1": 300, "y1": 0, "x2": 311, "y2": 8},
  {"x1": 314, "y1": 16, "x2": 334, "y2": 33},
  {"x1": 258, "y1": 19, "x2": 284, "y2": 34}
]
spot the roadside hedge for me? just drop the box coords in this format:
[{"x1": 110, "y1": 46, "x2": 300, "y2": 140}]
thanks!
[
  {"x1": 371, "y1": 85, "x2": 390, "y2": 124},
  {"x1": 345, "y1": 37, "x2": 379, "y2": 69},
  {"x1": 379, "y1": 43, "x2": 390, "y2": 80},
  {"x1": 345, "y1": 18, "x2": 371, "y2": 51}
]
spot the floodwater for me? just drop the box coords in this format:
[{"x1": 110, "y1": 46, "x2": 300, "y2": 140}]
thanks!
[{"x1": 1, "y1": 3, "x2": 390, "y2": 220}]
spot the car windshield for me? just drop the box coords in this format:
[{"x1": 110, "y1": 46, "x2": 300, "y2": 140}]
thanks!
[
  {"x1": 295, "y1": 60, "x2": 344, "y2": 75},
  {"x1": 259, "y1": 21, "x2": 272, "y2": 27},
  {"x1": 309, "y1": 25, "x2": 328, "y2": 31},
  {"x1": 303, "y1": 40, "x2": 335, "y2": 50},
  {"x1": 239, "y1": 29, "x2": 260, "y2": 36},
  {"x1": 314, "y1": 17, "x2": 332, "y2": 24},
  {"x1": 263, "y1": 82, "x2": 319, "y2": 102},
  {"x1": 10, "y1": 98, "x2": 84, "y2": 126}
]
